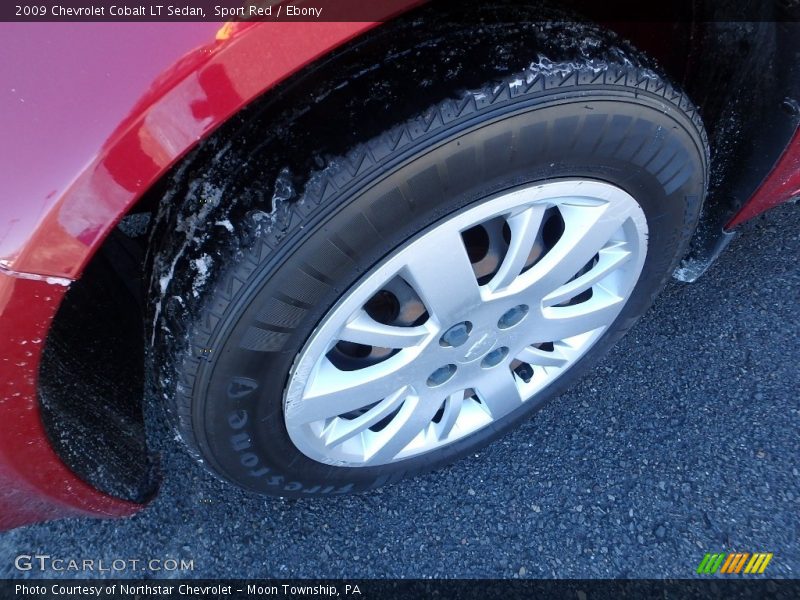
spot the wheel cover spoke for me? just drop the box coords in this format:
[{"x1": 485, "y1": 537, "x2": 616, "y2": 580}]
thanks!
[
  {"x1": 487, "y1": 205, "x2": 548, "y2": 292},
  {"x1": 517, "y1": 344, "x2": 570, "y2": 368},
  {"x1": 510, "y1": 201, "x2": 634, "y2": 301},
  {"x1": 475, "y1": 366, "x2": 523, "y2": 419},
  {"x1": 286, "y1": 354, "x2": 417, "y2": 424},
  {"x1": 362, "y1": 394, "x2": 443, "y2": 465},
  {"x1": 339, "y1": 310, "x2": 430, "y2": 349},
  {"x1": 534, "y1": 288, "x2": 625, "y2": 342},
  {"x1": 542, "y1": 241, "x2": 633, "y2": 307},
  {"x1": 435, "y1": 392, "x2": 466, "y2": 440},
  {"x1": 284, "y1": 180, "x2": 648, "y2": 466},
  {"x1": 401, "y1": 229, "x2": 482, "y2": 324},
  {"x1": 321, "y1": 387, "x2": 411, "y2": 449}
]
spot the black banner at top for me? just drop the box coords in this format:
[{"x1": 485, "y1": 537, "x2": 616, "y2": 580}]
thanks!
[{"x1": 2, "y1": 0, "x2": 800, "y2": 22}]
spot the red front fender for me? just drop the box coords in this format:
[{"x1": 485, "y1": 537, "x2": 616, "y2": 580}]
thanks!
[{"x1": 0, "y1": 5, "x2": 421, "y2": 530}]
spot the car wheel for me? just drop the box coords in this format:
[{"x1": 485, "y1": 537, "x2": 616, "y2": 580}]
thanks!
[{"x1": 150, "y1": 41, "x2": 708, "y2": 496}]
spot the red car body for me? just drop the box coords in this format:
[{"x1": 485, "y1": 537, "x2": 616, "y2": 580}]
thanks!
[{"x1": 1, "y1": 12, "x2": 797, "y2": 531}]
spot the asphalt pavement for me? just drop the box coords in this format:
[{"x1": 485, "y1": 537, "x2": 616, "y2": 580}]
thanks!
[{"x1": 2, "y1": 202, "x2": 798, "y2": 579}]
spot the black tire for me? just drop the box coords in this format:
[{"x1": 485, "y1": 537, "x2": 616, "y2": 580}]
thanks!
[{"x1": 148, "y1": 25, "x2": 708, "y2": 497}]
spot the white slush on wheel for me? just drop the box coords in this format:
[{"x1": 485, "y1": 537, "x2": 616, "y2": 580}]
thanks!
[{"x1": 284, "y1": 180, "x2": 648, "y2": 466}]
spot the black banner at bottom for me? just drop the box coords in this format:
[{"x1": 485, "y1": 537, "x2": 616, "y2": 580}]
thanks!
[{"x1": 3, "y1": 579, "x2": 800, "y2": 600}]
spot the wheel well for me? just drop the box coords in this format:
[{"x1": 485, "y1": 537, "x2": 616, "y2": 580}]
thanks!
[
  {"x1": 38, "y1": 0, "x2": 791, "y2": 498},
  {"x1": 38, "y1": 226, "x2": 156, "y2": 503}
]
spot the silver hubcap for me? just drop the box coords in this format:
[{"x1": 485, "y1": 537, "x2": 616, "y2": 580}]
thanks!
[{"x1": 284, "y1": 180, "x2": 648, "y2": 466}]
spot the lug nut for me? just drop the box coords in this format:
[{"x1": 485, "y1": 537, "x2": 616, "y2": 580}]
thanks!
[
  {"x1": 481, "y1": 346, "x2": 509, "y2": 368},
  {"x1": 427, "y1": 364, "x2": 457, "y2": 387},
  {"x1": 439, "y1": 321, "x2": 472, "y2": 347},
  {"x1": 498, "y1": 304, "x2": 529, "y2": 330}
]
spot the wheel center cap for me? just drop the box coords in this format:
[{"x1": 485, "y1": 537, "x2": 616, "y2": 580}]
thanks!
[{"x1": 459, "y1": 331, "x2": 498, "y2": 363}]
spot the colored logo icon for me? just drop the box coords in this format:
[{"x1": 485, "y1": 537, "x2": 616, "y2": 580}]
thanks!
[{"x1": 697, "y1": 552, "x2": 773, "y2": 575}]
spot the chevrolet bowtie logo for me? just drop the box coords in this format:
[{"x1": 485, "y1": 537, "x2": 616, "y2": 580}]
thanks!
[
  {"x1": 462, "y1": 333, "x2": 496, "y2": 361},
  {"x1": 696, "y1": 552, "x2": 773, "y2": 575}
]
